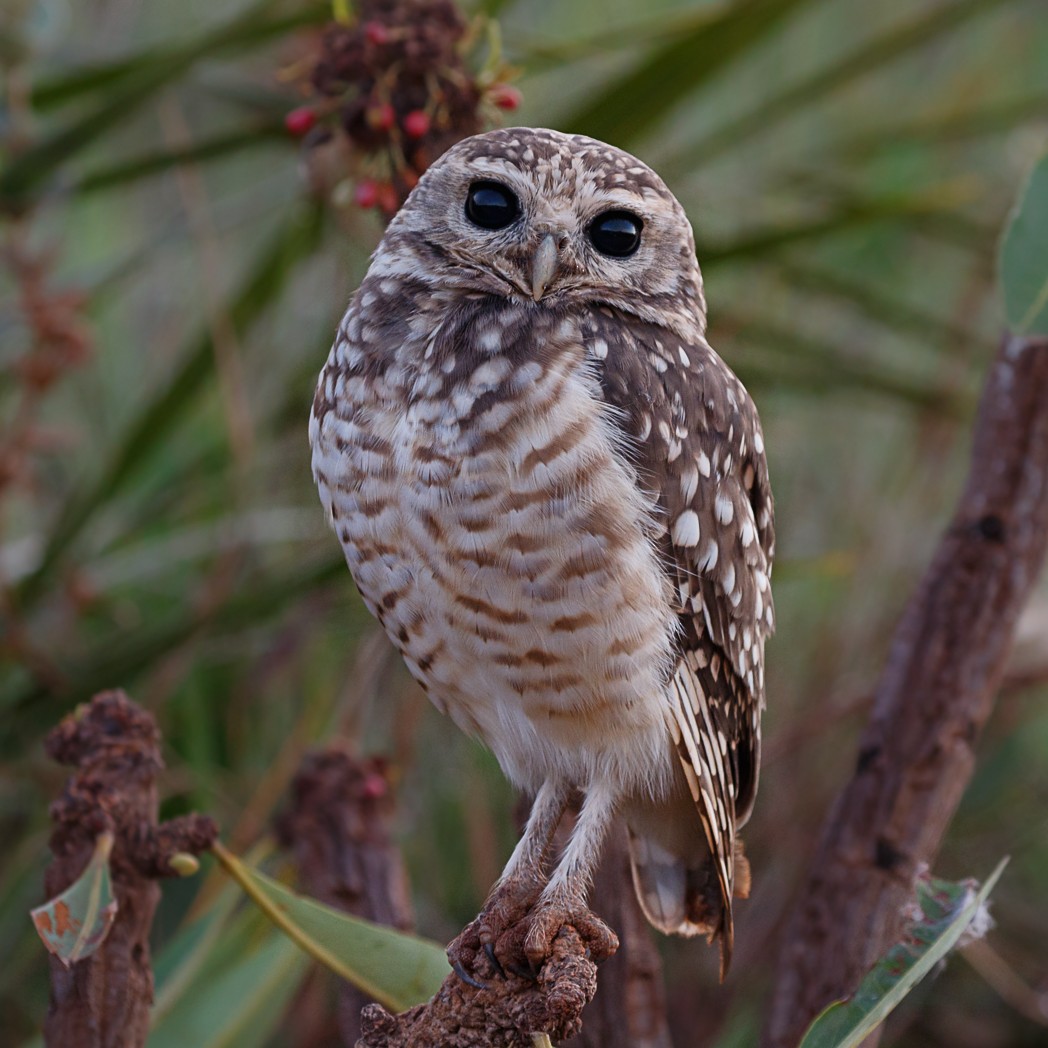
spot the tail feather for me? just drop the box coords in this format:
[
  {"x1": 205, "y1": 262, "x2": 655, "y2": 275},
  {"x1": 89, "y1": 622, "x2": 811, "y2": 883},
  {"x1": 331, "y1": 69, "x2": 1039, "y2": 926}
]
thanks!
[{"x1": 627, "y1": 827, "x2": 751, "y2": 981}]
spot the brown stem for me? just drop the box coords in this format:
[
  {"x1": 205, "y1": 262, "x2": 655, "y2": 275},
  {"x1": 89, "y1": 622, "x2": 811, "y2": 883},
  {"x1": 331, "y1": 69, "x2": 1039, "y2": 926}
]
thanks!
[
  {"x1": 357, "y1": 927, "x2": 599, "y2": 1047},
  {"x1": 275, "y1": 745, "x2": 414, "y2": 1046},
  {"x1": 763, "y1": 334, "x2": 1048, "y2": 1048},
  {"x1": 41, "y1": 690, "x2": 217, "y2": 1048},
  {"x1": 564, "y1": 822, "x2": 672, "y2": 1048}
]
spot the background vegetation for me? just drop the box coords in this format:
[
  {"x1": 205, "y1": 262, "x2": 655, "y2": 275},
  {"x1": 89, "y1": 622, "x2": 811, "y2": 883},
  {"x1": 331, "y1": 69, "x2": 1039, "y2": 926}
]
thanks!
[{"x1": 2, "y1": 0, "x2": 1047, "y2": 1044}]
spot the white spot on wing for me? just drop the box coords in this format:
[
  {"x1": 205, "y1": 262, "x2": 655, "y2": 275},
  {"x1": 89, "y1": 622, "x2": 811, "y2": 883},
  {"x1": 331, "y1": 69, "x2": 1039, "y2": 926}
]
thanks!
[
  {"x1": 672, "y1": 510, "x2": 701, "y2": 548},
  {"x1": 715, "y1": 494, "x2": 734, "y2": 525}
]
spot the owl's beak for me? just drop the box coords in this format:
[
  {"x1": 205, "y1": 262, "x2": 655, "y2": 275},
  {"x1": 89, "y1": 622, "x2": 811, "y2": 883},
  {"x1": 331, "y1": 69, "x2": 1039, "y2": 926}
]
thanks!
[{"x1": 531, "y1": 233, "x2": 560, "y2": 301}]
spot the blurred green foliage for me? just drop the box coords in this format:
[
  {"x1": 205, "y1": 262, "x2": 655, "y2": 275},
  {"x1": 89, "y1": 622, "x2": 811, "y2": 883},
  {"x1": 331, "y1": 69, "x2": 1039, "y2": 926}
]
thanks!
[{"x1": 2, "y1": 0, "x2": 1047, "y2": 1044}]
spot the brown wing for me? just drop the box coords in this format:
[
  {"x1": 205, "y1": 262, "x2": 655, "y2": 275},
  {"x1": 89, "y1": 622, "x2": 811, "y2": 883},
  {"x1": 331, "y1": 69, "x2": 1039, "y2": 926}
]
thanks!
[{"x1": 587, "y1": 309, "x2": 775, "y2": 971}]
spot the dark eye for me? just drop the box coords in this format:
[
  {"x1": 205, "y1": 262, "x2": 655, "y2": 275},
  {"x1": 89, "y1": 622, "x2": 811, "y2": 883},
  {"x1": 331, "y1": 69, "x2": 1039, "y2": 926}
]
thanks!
[
  {"x1": 589, "y1": 210, "x2": 643, "y2": 257},
  {"x1": 465, "y1": 181, "x2": 519, "y2": 230}
]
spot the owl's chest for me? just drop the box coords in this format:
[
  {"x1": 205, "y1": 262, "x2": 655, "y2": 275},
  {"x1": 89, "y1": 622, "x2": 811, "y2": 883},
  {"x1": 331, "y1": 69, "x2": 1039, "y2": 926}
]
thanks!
[
  {"x1": 333, "y1": 346, "x2": 630, "y2": 609},
  {"x1": 313, "y1": 329, "x2": 676, "y2": 785}
]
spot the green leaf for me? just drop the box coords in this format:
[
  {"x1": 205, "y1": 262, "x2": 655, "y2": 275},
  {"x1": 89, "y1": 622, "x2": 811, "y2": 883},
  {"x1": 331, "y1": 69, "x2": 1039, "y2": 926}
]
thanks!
[
  {"x1": 3, "y1": 554, "x2": 348, "y2": 716},
  {"x1": 151, "y1": 882, "x2": 244, "y2": 1024},
  {"x1": 2, "y1": 1, "x2": 325, "y2": 207},
  {"x1": 778, "y1": 261, "x2": 979, "y2": 356},
  {"x1": 70, "y1": 123, "x2": 289, "y2": 195},
  {"x1": 212, "y1": 841, "x2": 449, "y2": 1013},
  {"x1": 724, "y1": 314, "x2": 967, "y2": 413},
  {"x1": 999, "y1": 149, "x2": 1048, "y2": 335},
  {"x1": 28, "y1": 0, "x2": 324, "y2": 110},
  {"x1": 669, "y1": 0, "x2": 1015, "y2": 170},
  {"x1": 697, "y1": 189, "x2": 963, "y2": 267},
  {"x1": 559, "y1": 0, "x2": 819, "y2": 146},
  {"x1": 14, "y1": 201, "x2": 325, "y2": 611},
  {"x1": 838, "y1": 93, "x2": 1048, "y2": 159},
  {"x1": 799, "y1": 858, "x2": 1008, "y2": 1048},
  {"x1": 146, "y1": 930, "x2": 307, "y2": 1048},
  {"x1": 30, "y1": 832, "x2": 117, "y2": 966}
]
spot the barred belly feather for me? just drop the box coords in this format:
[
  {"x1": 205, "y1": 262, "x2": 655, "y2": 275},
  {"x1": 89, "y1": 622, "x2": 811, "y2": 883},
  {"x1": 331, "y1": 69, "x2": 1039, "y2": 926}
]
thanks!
[{"x1": 312, "y1": 300, "x2": 678, "y2": 800}]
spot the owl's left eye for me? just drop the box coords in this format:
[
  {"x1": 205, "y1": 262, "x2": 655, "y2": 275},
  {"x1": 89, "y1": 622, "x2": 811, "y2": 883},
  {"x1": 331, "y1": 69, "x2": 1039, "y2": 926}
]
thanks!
[
  {"x1": 465, "y1": 181, "x2": 520, "y2": 230},
  {"x1": 589, "y1": 210, "x2": 643, "y2": 257}
]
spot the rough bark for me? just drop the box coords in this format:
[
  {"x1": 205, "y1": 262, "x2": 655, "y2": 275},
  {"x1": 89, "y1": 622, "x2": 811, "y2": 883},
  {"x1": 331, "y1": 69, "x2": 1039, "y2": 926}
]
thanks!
[
  {"x1": 764, "y1": 334, "x2": 1048, "y2": 1048},
  {"x1": 275, "y1": 745, "x2": 414, "y2": 1046},
  {"x1": 41, "y1": 690, "x2": 217, "y2": 1048},
  {"x1": 565, "y1": 822, "x2": 672, "y2": 1048},
  {"x1": 357, "y1": 925, "x2": 598, "y2": 1047}
]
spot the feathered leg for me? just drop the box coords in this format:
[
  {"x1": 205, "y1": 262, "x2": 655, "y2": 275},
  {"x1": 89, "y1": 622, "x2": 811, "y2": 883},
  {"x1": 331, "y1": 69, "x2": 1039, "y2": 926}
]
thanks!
[
  {"x1": 521, "y1": 781, "x2": 620, "y2": 968},
  {"x1": 447, "y1": 779, "x2": 568, "y2": 979}
]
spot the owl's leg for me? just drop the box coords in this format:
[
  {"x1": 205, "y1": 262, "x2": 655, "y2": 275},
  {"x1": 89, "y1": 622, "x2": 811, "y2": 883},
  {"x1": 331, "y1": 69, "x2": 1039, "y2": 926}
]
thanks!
[
  {"x1": 521, "y1": 781, "x2": 620, "y2": 969},
  {"x1": 447, "y1": 779, "x2": 568, "y2": 980}
]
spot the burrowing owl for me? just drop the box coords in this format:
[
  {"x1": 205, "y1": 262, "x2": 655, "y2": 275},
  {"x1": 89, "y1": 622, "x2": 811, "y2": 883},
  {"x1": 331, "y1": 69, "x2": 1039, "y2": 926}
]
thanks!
[{"x1": 310, "y1": 127, "x2": 774, "y2": 980}]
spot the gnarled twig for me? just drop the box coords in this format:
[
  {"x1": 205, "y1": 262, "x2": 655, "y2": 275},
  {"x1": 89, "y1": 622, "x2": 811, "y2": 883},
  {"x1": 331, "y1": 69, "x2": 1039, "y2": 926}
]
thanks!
[{"x1": 764, "y1": 334, "x2": 1048, "y2": 1047}]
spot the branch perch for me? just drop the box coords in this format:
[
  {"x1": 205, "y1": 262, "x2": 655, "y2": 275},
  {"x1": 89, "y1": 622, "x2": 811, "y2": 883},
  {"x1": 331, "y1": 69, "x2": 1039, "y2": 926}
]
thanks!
[
  {"x1": 357, "y1": 925, "x2": 598, "y2": 1047},
  {"x1": 42, "y1": 690, "x2": 217, "y2": 1048},
  {"x1": 764, "y1": 334, "x2": 1048, "y2": 1047}
]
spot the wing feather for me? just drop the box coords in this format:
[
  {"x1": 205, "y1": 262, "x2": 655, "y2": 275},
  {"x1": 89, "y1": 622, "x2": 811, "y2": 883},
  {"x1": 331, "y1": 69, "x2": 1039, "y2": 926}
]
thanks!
[{"x1": 590, "y1": 310, "x2": 774, "y2": 969}]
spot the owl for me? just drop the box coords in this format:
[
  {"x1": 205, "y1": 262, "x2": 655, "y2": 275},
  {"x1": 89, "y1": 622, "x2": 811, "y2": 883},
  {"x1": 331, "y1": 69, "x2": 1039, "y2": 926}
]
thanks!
[{"x1": 310, "y1": 127, "x2": 774, "y2": 982}]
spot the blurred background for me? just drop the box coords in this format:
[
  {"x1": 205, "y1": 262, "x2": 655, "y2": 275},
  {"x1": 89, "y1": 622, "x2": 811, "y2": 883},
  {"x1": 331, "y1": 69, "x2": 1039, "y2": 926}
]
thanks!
[{"x1": 2, "y1": 0, "x2": 1047, "y2": 1044}]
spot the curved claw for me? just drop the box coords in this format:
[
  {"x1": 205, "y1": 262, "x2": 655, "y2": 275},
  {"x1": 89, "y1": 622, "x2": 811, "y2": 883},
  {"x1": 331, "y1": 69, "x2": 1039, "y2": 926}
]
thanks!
[
  {"x1": 506, "y1": 959, "x2": 539, "y2": 982},
  {"x1": 484, "y1": 942, "x2": 506, "y2": 979},
  {"x1": 450, "y1": 960, "x2": 488, "y2": 991}
]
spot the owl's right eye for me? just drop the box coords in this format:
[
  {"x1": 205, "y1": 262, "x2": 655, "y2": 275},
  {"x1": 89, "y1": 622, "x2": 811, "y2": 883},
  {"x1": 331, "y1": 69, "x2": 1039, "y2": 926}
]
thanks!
[{"x1": 465, "y1": 181, "x2": 519, "y2": 230}]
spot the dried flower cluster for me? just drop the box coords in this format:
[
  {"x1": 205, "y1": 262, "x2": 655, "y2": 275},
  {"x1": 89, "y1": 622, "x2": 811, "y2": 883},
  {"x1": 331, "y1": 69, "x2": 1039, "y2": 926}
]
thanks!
[
  {"x1": 285, "y1": 0, "x2": 520, "y2": 219},
  {"x1": 1, "y1": 245, "x2": 93, "y2": 497}
]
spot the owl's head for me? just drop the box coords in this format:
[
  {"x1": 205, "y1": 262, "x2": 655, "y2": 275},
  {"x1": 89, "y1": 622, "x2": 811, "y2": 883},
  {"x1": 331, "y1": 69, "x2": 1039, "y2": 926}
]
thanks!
[{"x1": 379, "y1": 127, "x2": 706, "y2": 331}]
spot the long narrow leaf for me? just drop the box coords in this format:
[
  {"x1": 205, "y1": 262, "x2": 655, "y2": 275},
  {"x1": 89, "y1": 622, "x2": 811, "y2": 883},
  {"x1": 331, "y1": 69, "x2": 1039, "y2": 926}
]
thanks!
[
  {"x1": 838, "y1": 93, "x2": 1048, "y2": 159},
  {"x1": 515, "y1": 4, "x2": 734, "y2": 70},
  {"x1": 999, "y1": 149, "x2": 1048, "y2": 335},
  {"x1": 668, "y1": 0, "x2": 1015, "y2": 171},
  {"x1": 779, "y1": 261, "x2": 980, "y2": 354},
  {"x1": 15, "y1": 201, "x2": 325, "y2": 610},
  {"x1": 71, "y1": 123, "x2": 289, "y2": 195},
  {"x1": 722, "y1": 313, "x2": 967, "y2": 412},
  {"x1": 146, "y1": 931, "x2": 307, "y2": 1048},
  {"x1": 3, "y1": 3, "x2": 324, "y2": 205},
  {"x1": 799, "y1": 859, "x2": 1008, "y2": 1048},
  {"x1": 4, "y1": 555, "x2": 348, "y2": 715},
  {"x1": 212, "y1": 841, "x2": 449, "y2": 1013},
  {"x1": 559, "y1": 0, "x2": 819, "y2": 146},
  {"x1": 30, "y1": 0, "x2": 324, "y2": 111},
  {"x1": 697, "y1": 190, "x2": 963, "y2": 267}
]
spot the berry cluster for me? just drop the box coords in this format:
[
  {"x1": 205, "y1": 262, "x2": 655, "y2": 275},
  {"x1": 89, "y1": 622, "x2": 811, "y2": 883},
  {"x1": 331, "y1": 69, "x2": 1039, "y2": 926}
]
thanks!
[{"x1": 284, "y1": 0, "x2": 521, "y2": 220}]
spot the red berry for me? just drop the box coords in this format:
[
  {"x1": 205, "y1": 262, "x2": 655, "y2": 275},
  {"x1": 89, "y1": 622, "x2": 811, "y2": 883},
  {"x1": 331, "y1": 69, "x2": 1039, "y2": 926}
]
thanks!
[
  {"x1": 376, "y1": 183, "x2": 399, "y2": 214},
  {"x1": 364, "y1": 20, "x2": 389, "y2": 46},
  {"x1": 361, "y1": 773, "x2": 387, "y2": 800},
  {"x1": 490, "y1": 84, "x2": 522, "y2": 111},
  {"x1": 403, "y1": 109, "x2": 430, "y2": 139},
  {"x1": 366, "y1": 102, "x2": 396, "y2": 132},
  {"x1": 284, "y1": 106, "x2": 316, "y2": 136},
  {"x1": 354, "y1": 179, "x2": 379, "y2": 208}
]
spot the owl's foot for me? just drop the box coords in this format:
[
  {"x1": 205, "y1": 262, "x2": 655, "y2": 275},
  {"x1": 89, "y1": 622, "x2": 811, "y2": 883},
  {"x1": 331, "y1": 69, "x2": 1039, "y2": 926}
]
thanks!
[
  {"x1": 522, "y1": 894, "x2": 619, "y2": 972},
  {"x1": 446, "y1": 872, "x2": 545, "y2": 985}
]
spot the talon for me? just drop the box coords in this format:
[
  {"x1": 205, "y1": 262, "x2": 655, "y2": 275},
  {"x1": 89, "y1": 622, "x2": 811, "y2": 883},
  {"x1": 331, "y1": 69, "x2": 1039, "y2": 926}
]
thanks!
[
  {"x1": 506, "y1": 960, "x2": 538, "y2": 982},
  {"x1": 484, "y1": 942, "x2": 506, "y2": 979},
  {"x1": 451, "y1": 960, "x2": 488, "y2": 990}
]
